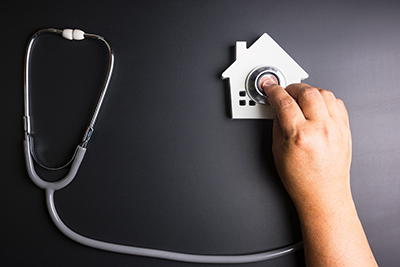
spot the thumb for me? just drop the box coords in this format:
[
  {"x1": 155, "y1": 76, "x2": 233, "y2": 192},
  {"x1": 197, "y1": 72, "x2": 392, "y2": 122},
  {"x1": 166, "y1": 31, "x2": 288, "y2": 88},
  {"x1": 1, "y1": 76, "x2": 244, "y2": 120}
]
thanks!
[
  {"x1": 259, "y1": 74, "x2": 279, "y2": 109},
  {"x1": 259, "y1": 75, "x2": 284, "y2": 150}
]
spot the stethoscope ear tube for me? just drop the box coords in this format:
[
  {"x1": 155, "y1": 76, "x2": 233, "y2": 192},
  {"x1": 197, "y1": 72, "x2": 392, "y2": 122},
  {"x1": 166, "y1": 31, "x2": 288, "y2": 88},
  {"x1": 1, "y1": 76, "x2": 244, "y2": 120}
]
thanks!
[
  {"x1": 23, "y1": 28, "x2": 114, "y2": 169},
  {"x1": 23, "y1": 28, "x2": 112, "y2": 189}
]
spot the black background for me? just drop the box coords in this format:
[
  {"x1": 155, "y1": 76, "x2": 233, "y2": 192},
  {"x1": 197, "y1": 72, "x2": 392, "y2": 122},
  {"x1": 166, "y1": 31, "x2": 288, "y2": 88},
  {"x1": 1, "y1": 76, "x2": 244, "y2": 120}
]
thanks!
[{"x1": 1, "y1": 1, "x2": 400, "y2": 266}]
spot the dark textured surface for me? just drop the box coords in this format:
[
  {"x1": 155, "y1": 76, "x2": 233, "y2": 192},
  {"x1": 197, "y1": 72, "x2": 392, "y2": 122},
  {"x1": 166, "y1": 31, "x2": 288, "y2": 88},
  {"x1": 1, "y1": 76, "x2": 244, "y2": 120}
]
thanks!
[{"x1": 1, "y1": 1, "x2": 400, "y2": 266}]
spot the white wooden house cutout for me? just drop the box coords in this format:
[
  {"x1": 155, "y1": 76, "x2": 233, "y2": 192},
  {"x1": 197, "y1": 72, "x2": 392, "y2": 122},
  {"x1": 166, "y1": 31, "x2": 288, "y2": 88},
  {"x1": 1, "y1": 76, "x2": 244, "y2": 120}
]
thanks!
[{"x1": 221, "y1": 33, "x2": 309, "y2": 119}]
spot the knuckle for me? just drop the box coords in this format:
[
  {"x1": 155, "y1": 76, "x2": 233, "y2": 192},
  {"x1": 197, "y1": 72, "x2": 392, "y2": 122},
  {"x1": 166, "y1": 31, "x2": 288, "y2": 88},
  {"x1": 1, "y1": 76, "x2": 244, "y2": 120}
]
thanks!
[
  {"x1": 300, "y1": 86, "x2": 320, "y2": 98},
  {"x1": 276, "y1": 95, "x2": 296, "y2": 110},
  {"x1": 320, "y1": 89, "x2": 335, "y2": 98},
  {"x1": 336, "y1": 98, "x2": 344, "y2": 105},
  {"x1": 284, "y1": 83, "x2": 302, "y2": 91},
  {"x1": 282, "y1": 120, "x2": 306, "y2": 142},
  {"x1": 286, "y1": 122, "x2": 330, "y2": 147},
  {"x1": 290, "y1": 127, "x2": 309, "y2": 146}
]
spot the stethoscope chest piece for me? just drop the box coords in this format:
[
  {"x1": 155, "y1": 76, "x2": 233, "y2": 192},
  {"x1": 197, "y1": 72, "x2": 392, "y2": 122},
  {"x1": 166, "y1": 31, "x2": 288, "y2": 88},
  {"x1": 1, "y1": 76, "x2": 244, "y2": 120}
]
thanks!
[
  {"x1": 245, "y1": 65, "x2": 286, "y2": 105},
  {"x1": 221, "y1": 33, "x2": 309, "y2": 119}
]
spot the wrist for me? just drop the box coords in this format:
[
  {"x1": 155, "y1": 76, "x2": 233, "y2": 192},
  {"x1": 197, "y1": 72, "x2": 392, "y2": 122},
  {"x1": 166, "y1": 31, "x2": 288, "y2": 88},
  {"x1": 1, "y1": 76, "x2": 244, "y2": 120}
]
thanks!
[{"x1": 293, "y1": 187, "x2": 356, "y2": 223}]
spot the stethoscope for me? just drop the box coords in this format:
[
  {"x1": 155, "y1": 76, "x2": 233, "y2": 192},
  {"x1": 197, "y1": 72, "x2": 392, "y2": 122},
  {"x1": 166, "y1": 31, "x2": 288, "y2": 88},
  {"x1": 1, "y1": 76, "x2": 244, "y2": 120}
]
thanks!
[{"x1": 23, "y1": 28, "x2": 302, "y2": 264}]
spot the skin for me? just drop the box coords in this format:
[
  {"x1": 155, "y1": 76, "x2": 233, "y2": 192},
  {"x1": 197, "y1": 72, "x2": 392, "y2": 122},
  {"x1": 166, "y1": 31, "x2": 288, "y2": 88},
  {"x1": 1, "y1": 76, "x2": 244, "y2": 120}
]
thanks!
[{"x1": 261, "y1": 77, "x2": 378, "y2": 267}]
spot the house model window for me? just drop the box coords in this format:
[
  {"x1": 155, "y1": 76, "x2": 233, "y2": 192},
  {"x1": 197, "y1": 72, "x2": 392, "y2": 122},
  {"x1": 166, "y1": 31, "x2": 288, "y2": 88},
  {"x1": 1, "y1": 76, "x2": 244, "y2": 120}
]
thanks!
[{"x1": 221, "y1": 33, "x2": 309, "y2": 119}]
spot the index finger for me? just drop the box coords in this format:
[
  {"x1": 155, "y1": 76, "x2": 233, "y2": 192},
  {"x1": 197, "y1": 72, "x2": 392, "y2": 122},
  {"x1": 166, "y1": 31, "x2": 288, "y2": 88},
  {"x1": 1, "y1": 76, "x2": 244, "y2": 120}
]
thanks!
[
  {"x1": 285, "y1": 83, "x2": 330, "y2": 120},
  {"x1": 262, "y1": 79, "x2": 305, "y2": 135}
]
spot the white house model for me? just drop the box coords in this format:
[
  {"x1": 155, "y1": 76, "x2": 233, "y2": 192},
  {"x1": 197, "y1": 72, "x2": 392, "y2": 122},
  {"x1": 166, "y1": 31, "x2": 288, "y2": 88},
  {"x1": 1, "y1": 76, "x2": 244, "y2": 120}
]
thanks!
[{"x1": 221, "y1": 33, "x2": 309, "y2": 119}]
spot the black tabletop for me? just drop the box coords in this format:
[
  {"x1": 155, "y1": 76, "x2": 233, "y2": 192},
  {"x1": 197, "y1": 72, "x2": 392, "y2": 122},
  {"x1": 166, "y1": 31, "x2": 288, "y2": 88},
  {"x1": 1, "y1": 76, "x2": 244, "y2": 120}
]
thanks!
[{"x1": 1, "y1": 1, "x2": 400, "y2": 266}]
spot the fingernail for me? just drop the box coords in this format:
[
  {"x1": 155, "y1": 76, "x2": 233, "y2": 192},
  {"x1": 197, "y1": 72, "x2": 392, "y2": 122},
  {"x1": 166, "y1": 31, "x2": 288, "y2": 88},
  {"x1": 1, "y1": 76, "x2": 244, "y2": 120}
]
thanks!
[
  {"x1": 262, "y1": 78, "x2": 274, "y2": 87},
  {"x1": 260, "y1": 74, "x2": 278, "y2": 93}
]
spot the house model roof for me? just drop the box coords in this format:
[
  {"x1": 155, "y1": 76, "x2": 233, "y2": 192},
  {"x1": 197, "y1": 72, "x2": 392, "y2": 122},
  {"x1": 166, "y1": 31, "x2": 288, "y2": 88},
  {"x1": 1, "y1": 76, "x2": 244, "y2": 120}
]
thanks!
[{"x1": 221, "y1": 33, "x2": 308, "y2": 119}]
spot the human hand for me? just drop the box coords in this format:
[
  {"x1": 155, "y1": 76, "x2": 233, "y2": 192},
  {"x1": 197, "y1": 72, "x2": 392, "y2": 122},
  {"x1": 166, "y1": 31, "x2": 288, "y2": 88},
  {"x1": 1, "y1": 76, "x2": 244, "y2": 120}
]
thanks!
[
  {"x1": 261, "y1": 78, "x2": 352, "y2": 210},
  {"x1": 260, "y1": 77, "x2": 378, "y2": 266}
]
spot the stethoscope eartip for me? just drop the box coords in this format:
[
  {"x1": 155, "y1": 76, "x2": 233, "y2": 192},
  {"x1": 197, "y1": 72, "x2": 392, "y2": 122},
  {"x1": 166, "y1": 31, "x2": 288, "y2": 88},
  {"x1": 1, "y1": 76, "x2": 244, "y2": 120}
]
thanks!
[{"x1": 62, "y1": 29, "x2": 85, "y2": 40}]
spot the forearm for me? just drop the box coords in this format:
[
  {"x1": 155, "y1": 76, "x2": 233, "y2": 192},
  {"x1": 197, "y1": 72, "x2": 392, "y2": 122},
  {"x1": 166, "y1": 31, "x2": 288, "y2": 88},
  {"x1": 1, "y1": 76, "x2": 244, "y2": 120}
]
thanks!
[{"x1": 294, "y1": 190, "x2": 378, "y2": 267}]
